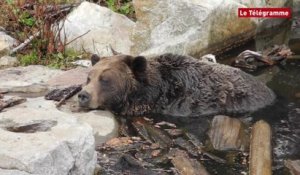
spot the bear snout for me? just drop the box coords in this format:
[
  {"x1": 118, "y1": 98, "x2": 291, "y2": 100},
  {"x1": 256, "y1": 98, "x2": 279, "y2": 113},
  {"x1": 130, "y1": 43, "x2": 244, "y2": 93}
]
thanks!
[{"x1": 78, "y1": 90, "x2": 91, "y2": 107}]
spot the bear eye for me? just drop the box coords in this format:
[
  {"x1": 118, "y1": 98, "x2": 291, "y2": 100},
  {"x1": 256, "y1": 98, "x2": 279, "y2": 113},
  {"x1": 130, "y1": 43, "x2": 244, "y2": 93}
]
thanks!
[
  {"x1": 99, "y1": 76, "x2": 110, "y2": 85},
  {"x1": 86, "y1": 77, "x2": 91, "y2": 84}
]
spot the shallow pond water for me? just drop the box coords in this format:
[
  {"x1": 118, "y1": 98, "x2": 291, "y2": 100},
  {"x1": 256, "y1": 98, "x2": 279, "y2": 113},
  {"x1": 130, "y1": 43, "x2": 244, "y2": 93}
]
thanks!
[
  {"x1": 152, "y1": 59, "x2": 300, "y2": 175},
  {"x1": 156, "y1": 17, "x2": 300, "y2": 174},
  {"x1": 252, "y1": 60, "x2": 300, "y2": 174}
]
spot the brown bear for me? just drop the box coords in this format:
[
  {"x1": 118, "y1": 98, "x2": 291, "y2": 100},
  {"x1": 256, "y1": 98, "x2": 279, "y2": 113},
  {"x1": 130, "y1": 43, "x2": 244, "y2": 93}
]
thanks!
[{"x1": 78, "y1": 53, "x2": 275, "y2": 117}]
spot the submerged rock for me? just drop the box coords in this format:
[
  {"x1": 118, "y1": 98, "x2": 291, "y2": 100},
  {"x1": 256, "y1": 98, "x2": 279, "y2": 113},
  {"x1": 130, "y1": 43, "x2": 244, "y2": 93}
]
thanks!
[
  {"x1": 0, "y1": 104, "x2": 96, "y2": 175},
  {"x1": 208, "y1": 115, "x2": 249, "y2": 151},
  {"x1": 56, "y1": 1, "x2": 135, "y2": 56}
]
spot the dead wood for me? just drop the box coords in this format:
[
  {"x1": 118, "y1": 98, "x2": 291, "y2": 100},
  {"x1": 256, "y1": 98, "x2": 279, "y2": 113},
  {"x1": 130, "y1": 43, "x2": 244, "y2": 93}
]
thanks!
[
  {"x1": 170, "y1": 149, "x2": 210, "y2": 175},
  {"x1": 44, "y1": 85, "x2": 82, "y2": 107},
  {"x1": 232, "y1": 45, "x2": 293, "y2": 71},
  {"x1": 0, "y1": 97, "x2": 27, "y2": 112}
]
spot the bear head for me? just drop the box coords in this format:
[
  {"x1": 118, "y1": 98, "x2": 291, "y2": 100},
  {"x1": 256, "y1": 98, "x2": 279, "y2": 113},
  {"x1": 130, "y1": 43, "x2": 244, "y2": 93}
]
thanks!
[{"x1": 78, "y1": 54, "x2": 148, "y2": 113}]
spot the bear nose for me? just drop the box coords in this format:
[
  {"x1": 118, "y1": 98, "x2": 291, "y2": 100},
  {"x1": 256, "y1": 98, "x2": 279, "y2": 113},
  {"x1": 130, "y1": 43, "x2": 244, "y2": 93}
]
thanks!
[{"x1": 78, "y1": 91, "x2": 91, "y2": 107}]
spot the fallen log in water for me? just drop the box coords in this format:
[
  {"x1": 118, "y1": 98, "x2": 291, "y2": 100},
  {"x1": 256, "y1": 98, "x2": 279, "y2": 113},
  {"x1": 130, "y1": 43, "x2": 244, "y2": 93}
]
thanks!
[
  {"x1": 232, "y1": 45, "x2": 293, "y2": 71},
  {"x1": 285, "y1": 159, "x2": 300, "y2": 175},
  {"x1": 249, "y1": 120, "x2": 272, "y2": 175},
  {"x1": 170, "y1": 149, "x2": 210, "y2": 175}
]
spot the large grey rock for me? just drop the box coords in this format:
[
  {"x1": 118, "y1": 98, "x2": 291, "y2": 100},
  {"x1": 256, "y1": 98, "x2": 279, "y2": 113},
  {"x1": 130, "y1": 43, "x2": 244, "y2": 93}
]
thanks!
[
  {"x1": 73, "y1": 110, "x2": 118, "y2": 145},
  {"x1": 294, "y1": 0, "x2": 300, "y2": 12},
  {"x1": 0, "y1": 100, "x2": 97, "y2": 175},
  {"x1": 19, "y1": 97, "x2": 119, "y2": 146},
  {"x1": 56, "y1": 2, "x2": 135, "y2": 56},
  {"x1": 0, "y1": 31, "x2": 18, "y2": 57},
  {"x1": 0, "y1": 55, "x2": 19, "y2": 68},
  {"x1": 208, "y1": 115, "x2": 249, "y2": 151},
  {"x1": 131, "y1": 0, "x2": 256, "y2": 57},
  {"x1": 235, "y1": 0, "x2": 290, "y2": 8},
  {"x1": 288, "y1": 1, "x2": 300, "y2": 54},
  {"x1": 253, "y1": 0, "x2": 292, "y2": 50},
  {"x1": 47, "y1": 67, "x2": 90, "y2": 88},
  {"x1": 0, "y1": 66, "x2": 63, "y2": 93},
  {"x1": 131, "y1": 0, "x2": 292, "y2": 57},
  {"x1": 0, "y1": 170, "x2": 31, "y2": 175}
]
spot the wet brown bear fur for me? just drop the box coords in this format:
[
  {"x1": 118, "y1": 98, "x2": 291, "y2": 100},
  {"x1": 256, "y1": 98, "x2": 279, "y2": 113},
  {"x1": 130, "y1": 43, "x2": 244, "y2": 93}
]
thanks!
[{"x1": 78, "y1": 53, "x2": 275, "y2": 117}]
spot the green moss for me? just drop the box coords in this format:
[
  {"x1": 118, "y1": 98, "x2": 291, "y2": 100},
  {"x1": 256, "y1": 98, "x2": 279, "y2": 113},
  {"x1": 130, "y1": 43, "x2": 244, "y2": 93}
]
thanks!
[
  {"x1": 47, "y1": 49, "x2": 84, "y2": 69},
  {"x1": 106, "y1": 0, "x2": 135, "y2": 18},
  {"x1": 19, "y1": 49, "x2": 87, "y2": 69},
  {"x1": 19, "y1": 51, "x2": 39, "y2": 66}
]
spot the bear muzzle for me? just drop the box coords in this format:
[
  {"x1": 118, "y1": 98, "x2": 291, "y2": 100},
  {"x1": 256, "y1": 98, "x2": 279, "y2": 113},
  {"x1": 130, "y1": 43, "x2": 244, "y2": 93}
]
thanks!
[{"x1": 78, "y1": 90, "x2": 91, "y2": 107}]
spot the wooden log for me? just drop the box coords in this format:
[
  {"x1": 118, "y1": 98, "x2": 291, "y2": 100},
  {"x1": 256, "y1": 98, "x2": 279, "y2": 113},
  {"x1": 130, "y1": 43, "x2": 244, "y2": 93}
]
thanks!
[
  {"x1": 171, "y1": 149, "x2": 210, "y2": 175},
  {"x1": 208, "y1": 115, "x2": 249, "y2": 151},
  {"x1": 249, "y1": 120, "x2": 272, "y2": 175},
  {"x1": 285, "y1": 159, "x2": 300, "y2": 175}
]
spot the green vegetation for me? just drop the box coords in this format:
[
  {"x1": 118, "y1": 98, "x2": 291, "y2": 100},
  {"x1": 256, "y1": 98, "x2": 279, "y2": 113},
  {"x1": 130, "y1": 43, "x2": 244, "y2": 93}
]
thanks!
[
  {"x1": 19, "y1": 49, "x2": 86, "y2": 69},
  {"x1": 0, "y1": 0, "x2": 83, "y2": 69},
  {"x1": 105, "y1": 0, "x2": 135, "y2": 19},
  {"x1": 0, "y1": 0, "x2": 134, "y2": 69}
]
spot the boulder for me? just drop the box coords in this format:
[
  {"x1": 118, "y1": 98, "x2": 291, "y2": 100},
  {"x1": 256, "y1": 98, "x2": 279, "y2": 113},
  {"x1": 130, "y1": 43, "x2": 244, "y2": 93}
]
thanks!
[
  {"x1": 47, "y1": 67, "x2": 90, "y2": 88},
  {"x1": 0, "y1": 102, "x2": 96, "y2": 175},
  {"x1": 0, "y1": 65, "x2": 63, "y2": 93},
  {"x1": 288, "y1": 2, "x2": 300, "y2": 54},
  {"x1": 17, "y1": 97, "x2": 119, "y2": 146},
  {"x1": 289, "y1": 20, "x2": 300, "y2": 54},
  {"x1": 56, "y1": 2, "x2": 135, "y2": 56},
  {"x1": 131, "y1": 0, "x2": 292, "y2": 57},
  {"x1": 0, "y1": 31, "x2": 18, "y2": 57},
  {"x1": 0, "y1": 56, "x2": 19, "y2": 68},
  {"x1": 73, "y1": 110, "x2": 118, "y2": 145},
  {"x1": 238, "y1": 0, "x2": 292, "y2": 50},
  {"x1": 235, "y1": 0, "x2": 291, "y2": 8},
  {"x1": 295, "y1": 0, "x2": 300, "y2": 12},
  {"x1": 0, "y1": 170, "x2": 31, "y2": 175},
  {"x1": 131, "y1": 0, "x2": 256, "y2": 57},
  {"x1": 208, "y1": 115, "x2": 249, "y2": 151}
]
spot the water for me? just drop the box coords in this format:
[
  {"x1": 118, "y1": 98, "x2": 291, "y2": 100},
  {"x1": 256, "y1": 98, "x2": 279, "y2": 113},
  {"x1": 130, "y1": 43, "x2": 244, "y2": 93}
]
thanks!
[
  {"x1": 173, "y1": 16, "x2": 300, "y2": 174},
  {"x1": 252, "y1": 61, "x2": 300, "y2": 174},
  {"x1": 223, "y1": 14, "x2": 300, "y2": 173}
]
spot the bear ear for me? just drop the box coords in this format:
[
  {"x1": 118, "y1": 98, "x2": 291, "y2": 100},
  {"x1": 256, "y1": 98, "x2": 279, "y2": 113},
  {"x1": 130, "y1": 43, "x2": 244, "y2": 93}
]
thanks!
[
  {"x1": 131, "y1": 56, "x2": 147, "y2": 73},
  {"x1": 91, "y1": 54, "x2": 101, "y2": 66},
  {"x1": 127, "y1": 56, "x2": 148, "y2": 83}
]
